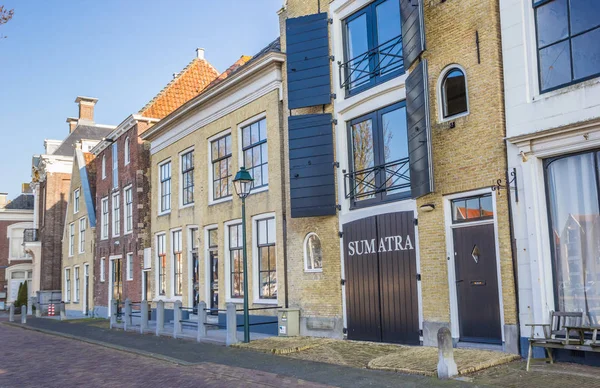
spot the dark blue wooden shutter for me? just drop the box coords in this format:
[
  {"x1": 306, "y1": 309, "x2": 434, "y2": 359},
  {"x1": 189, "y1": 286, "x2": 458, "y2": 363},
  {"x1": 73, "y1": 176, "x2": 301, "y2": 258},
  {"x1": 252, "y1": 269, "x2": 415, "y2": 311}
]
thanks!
[
  {"x1": 288, "y1": 113, "x2": 336, "y2": 218},
  {"x1": 401, "y1": 0, "x2": 426, "y2": 69},
  {"x1": 286, "y1": 13, "x2": 331, "y2": 109},
  {"x1": 406, "y1": 60, "x2": 433, "y2": 198}
]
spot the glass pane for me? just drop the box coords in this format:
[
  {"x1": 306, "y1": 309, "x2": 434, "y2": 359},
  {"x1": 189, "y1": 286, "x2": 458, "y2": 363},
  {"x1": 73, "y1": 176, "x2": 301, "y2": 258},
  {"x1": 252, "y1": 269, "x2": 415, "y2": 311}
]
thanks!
[
  {"x1": 262, "y1": 165, "x2": 269, "y2": 186},
  {"x1": 346, "y1": 13, "x2": 370, "y2": 88},
  {"x1": 269, "y1": 246, "x2": 277, "y2": 271},
  {"x1": 536, "y1": 0, "x2": 568, "y2": 47},
  {"x1": 260, "y1": 247, "x2": 269, "y2": 271},
  {"x1": 251, "y1": 123, "x2": 259, "y2": 145},
  {"x1": 443, "y1": 70, "x2": 468, "y2": 117},
  {"x1": 480, "y1": 195, "x2": 494, "y2": 217},
  {"x1": 230, "y1": 226, "x2": 238, "y2": 248},
  {"x1": 244, "y1": 149, "x2": 252, "y2": 168},
  {"x1": 211, "y1": 141, "x2": 218, "y2": 160},
  {"x1": 572, "y1": 28, "x2": 600, "y2": 81},
  {"x1": 546, "y1": 152, "x2": 600, "y2": 324},
  {"x1": 218, "y1": 138, "x2": 225, "y2": 158},
  {"x1": 351, "y1": 119, "x2": 376, "y2": 201},
  {"x1": 376, "y1": 0, "x2": 402, "y2": 76},
  {"x1": 452, "y1": 200, "x2": 467, "y2": 221},
  {"x1": 466, "y1": 198, "x2": 480, "y2": 220},
  {"x1": 539, "y1": 40, "x2": 572, "y2": 91},
  {"x1": 260, "y1": 272, "x2": 270, "y2": 298},
  {"x1": 569, "y1": 0, "x2": 600, "y2": 35},
  {"x1": 258, "y1": 220, "x2": 268, "y2": 245},
  {"x1": 259, "y1": 119, "x2": 267, "y2": 141},
  {"x1": 267, "y1": 218, "x2": 276, "y2": 244},
  {"x1": 253, "y1": 165, "x2": 262, "y2": 187},
  {"x1": 381, "y1": 107, "x2": 410, "y2": 195},
  {"x1": 243, "y1": 126, "x2": 250, "y2": 148},
  {"x1": 261, "y1": 143, "x2": 268, "y2": 166},
  {"x1": 253, "y1": 145, "x2": 262, "y2": 166},
  {"x1": 225, "y1": 135, "x2": 232, "y2": 156}
]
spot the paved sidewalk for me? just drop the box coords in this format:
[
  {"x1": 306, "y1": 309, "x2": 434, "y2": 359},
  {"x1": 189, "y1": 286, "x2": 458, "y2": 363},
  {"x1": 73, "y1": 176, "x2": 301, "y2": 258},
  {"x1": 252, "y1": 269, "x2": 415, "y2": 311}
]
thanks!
[{"x1": 6, "y1": 318, "x2": 468, "y2": 388}]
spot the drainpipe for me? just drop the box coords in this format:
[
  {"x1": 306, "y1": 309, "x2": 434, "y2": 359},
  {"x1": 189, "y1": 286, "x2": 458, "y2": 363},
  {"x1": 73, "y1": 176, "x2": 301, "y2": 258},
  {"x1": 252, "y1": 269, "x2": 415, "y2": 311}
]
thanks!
[
  {"x1": 283, "y1": 215, "x2": 289, "y2": 309},
  {"x1": 505, "y1": 140, "x2": 521, "y2": 355}
]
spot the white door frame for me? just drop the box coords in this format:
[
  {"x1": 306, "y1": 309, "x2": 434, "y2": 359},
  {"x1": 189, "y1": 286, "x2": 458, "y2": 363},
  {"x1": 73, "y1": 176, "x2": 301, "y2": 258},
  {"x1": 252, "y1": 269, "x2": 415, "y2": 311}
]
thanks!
[
  {"x1": 107, "y1": 255, "x2": 122, "y2": 317},
  {"x1": 443, "y1": 188, "x2": 505, "y2": 343},
  {"x1": 187, "y1": 225, "x2": 199, "y2": 308},
  {"x1": 83, "y1": 263, "x2": 89, "y2": 315},
  {"x1": 204, "y1": 224, "x2": 218, "y2": 309}
]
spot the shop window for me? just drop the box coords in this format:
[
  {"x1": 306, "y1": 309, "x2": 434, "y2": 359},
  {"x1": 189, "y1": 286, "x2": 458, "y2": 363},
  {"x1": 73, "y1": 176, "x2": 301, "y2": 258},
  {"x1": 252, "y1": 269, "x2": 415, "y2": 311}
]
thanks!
[
  {"x1": 346, "y1": 101, "x2": 410, "y2": 207},
  {"x1": 341, "y1": 0, "x2": 404, "y2": 94},
  {"x1": 534, "y1": 0, "x2": 600, "y2": 92},
  {"x1": 545, "y1": 150, "x2": 600, "y2": 324},
  {"x1": 304, "y1": 233, "x2": 323, "y2": 272}
]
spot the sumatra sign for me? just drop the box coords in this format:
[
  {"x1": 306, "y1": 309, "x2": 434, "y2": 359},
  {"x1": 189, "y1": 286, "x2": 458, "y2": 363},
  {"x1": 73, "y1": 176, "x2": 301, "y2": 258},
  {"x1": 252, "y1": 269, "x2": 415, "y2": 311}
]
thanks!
[{"x1": 343, "y1": 211, "x2": 420, "y2": 344}]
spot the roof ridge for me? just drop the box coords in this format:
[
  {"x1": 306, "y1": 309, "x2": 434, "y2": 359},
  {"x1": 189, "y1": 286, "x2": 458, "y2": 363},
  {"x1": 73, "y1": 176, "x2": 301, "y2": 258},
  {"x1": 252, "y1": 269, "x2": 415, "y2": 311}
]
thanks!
[{"x1": 138, "y1": 57, "x2": 221, "y2": 117}]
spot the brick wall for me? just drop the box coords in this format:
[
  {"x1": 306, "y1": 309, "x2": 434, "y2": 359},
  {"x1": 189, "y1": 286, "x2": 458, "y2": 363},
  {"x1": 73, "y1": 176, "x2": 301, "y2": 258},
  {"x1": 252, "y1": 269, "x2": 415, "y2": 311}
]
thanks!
[
  {"x1": 94, "y1": 121, "x2": 152, "y2": 314},
  {"x1": 39, "y1": 172, "x2": 71, "y2": 291}
]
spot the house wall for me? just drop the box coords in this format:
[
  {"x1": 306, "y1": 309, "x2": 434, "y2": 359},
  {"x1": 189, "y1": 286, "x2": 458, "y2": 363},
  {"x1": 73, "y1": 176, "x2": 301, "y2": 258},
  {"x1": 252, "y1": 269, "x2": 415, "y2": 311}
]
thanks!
[
  {"x1": 0, "y1": 217, "x2": 34, "y2": 306},
  {"x1": 94, "y1": 122, "x2": 152, "y2": 318},
  {"x1": 61, "y1": 156, "x2": 95, "y2": 317},
  {"x1": 280, "y1": 0, "x2": 344, "y2": 338}
]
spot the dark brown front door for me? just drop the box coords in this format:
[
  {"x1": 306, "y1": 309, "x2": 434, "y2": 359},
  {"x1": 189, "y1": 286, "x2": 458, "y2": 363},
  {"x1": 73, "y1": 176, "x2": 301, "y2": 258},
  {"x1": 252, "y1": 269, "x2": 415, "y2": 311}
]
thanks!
[
  {"x1": 344, "y1": 211, "x2": 420, "y2": 344},
  {"x1": 453, "y1": 224, "x2": 502, "y2": 344}
]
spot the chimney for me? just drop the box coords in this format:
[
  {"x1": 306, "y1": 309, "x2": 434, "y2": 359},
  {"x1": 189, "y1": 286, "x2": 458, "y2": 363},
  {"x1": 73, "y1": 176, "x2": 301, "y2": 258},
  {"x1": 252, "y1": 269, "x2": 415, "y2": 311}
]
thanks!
[
  {"x1": 75, "y1": 96, "x2": 98, "y2": 123},
  {"x1": 66, "y1": 117, "x2": 78, "y2": 133},
  {"x1": 196, "y1": 48, "x2": 205, "y2": 60},
  {"x1": 0, "y1": 193, "x2": 7, "y2": 209}
]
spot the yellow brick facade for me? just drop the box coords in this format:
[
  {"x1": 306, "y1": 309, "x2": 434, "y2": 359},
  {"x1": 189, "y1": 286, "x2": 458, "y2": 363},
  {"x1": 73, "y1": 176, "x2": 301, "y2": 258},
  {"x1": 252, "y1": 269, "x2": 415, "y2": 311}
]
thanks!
[{"x1": 62, "y1": 151, "x2": 95, "y2": 316}]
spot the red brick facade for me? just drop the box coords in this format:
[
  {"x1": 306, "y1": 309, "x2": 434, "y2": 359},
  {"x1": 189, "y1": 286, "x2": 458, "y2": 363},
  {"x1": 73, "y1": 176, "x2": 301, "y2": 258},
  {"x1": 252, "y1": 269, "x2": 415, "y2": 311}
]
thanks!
[
  {"x1": 38, "y1": 173, "x2": 71, "y2": 290},
  {"x1": 94, "y1": 122, "x2": 152, "y2": 311}
]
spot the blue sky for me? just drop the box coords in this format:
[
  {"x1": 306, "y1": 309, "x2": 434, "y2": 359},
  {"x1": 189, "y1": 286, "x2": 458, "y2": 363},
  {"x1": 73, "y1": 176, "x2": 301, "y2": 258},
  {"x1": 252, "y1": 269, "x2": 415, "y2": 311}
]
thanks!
[{"x1": 0, "y1": 0, "x2": 282, "y2": 199}]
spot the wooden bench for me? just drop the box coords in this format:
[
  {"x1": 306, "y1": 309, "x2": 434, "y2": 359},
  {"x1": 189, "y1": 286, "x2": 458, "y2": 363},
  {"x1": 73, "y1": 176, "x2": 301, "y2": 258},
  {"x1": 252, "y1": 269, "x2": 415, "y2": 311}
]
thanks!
[{"x1": 526, "y1": 311, "x2": 600, "y2": 371}]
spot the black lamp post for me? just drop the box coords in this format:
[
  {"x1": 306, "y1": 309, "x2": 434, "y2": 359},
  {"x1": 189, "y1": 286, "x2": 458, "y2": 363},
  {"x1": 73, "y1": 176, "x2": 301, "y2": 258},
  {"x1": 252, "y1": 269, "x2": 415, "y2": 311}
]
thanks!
[{"x1": 233, "y1": 166, "x2": 253, "y2": 343}]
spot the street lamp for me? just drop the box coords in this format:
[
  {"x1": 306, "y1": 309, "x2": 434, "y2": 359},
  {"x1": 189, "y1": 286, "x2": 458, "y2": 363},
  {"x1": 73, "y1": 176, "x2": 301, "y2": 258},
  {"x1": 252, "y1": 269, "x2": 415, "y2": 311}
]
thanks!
[{"x1": 233, "y1": 166, "x2": 253, "y2": 343}]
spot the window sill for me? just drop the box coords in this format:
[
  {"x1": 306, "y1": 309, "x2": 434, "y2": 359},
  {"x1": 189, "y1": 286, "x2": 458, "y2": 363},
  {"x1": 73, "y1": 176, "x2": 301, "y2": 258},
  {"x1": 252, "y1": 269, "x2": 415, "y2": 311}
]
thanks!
[
  {"x1": 304, "y1": 269, "x2": 323, "y2": 273},
  {"x1": 249, "y1": 186, "x2": 268, "y2": 196},
  {"x1": 126, "y1": 278, "x2": 133, "y2": 282},
  {"x1": 209, "y1": 196, "x2": 232, "y2": 206},
  {"x1": 439, "y1": 111, "x2": 469, "y2": 123},
  {"x1": 227, "y1": 298, "x2": 244, "y2": 304},
  {"x1": 180, "y1": 203, "x2": 194, "y2": 210},
  {"x1": 124, "y1": 230, "x2": 133, "y2": 236},
  {"x1": 100, "y1": 236, "x2": 109, "y2": 241},
  {"x1": 111, "y1": 234, "x2": 120, "y2": 239},
  {"x1": 158, "y1": 211, "x2": 171, "y2": 217},
  {"x1": 253, "y1": 298, "x2": 278, "y2": 305}
]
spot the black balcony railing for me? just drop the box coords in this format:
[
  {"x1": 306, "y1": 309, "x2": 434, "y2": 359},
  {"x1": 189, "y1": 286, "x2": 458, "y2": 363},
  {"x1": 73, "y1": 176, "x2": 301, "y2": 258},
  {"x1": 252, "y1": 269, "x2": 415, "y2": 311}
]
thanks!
[
  {"x1": 24, "y1": 229, "x2": 39, "y2": 242},
  {"x1": 344, "y1": 158, "x2": 410, "y2": 201},
  {"x1": 339, "y1": 35, "x2": 404, "y2": 92}
]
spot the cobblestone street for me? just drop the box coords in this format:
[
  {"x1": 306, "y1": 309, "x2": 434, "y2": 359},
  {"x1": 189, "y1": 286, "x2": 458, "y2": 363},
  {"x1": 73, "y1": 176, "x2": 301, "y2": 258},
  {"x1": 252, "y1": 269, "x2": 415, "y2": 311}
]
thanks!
[{"x1": 0, "y1": 324, "x2": 330, "y2": 388}]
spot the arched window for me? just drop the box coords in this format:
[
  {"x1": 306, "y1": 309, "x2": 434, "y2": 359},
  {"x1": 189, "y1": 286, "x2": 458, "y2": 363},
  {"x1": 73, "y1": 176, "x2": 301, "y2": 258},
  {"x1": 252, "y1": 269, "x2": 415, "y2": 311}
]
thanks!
[
  {"x1": 102, "y1": 155, "x2": 106, "y2": 179},
  {"x1": 304, "y1": 233, "x2": 323, "y2": 272},
  {"x1": 124, "y1": 137, "x2": 130, "y2": 165},
  {"x1": 440, "y1": 66, "x2": 468, "y2": 120}
]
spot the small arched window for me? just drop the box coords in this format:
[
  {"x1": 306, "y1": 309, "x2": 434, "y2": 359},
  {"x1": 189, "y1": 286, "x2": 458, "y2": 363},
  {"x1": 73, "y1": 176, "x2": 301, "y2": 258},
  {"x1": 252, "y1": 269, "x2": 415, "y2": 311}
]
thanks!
[
  {"x1": 304, "y1": 233, "x2": 323, "y2": 272},
  {"x1": 124, "y1": 137, "x2": 130, "y2": 165},
  {"x1": 101, "y1": 155, "x2": 106, "y2": 179},
  {"x1": 441, "y1": 67, "x2": 468, "y2": 119}
]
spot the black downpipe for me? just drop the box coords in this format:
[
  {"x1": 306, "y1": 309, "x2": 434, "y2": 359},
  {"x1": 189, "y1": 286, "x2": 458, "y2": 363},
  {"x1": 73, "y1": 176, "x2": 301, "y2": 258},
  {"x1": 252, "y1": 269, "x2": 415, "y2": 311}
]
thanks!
[{"x1": 505, "y1": 141, "x2": 521, "y2": 355}]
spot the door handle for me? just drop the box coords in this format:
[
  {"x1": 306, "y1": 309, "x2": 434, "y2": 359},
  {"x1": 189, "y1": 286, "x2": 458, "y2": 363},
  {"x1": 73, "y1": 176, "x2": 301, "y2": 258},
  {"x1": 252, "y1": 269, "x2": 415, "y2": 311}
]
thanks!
[{"x1": 456, "y1": 280, "x2": 464, "y2": 283}]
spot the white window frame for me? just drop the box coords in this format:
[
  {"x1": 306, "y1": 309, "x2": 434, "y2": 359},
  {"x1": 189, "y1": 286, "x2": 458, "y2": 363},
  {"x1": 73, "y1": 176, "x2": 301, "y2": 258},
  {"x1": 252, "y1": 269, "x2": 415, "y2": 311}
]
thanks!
[
  {"x1": 158, "y1": 159, "x2": 172, "y2": 215},
  {"x1": 124, "y1": 136, "x2": 131, "y2": 165},
  {"x1": 7, "y1": 222, "x2": 32, "y2": 261},
  {"x1": 68, "y1": 222, "x2": 75, "y2": 257},
  {"x1": 237, "y1": 112, "x2": 269, "y2": 195},
  {"x1": 303, "y1": 232, "x2": 323, "y2": 273},
  {"x1": 124, "y1": 185, "x2": 133, "y2": 234},
  {"x1": 171, "y1": 228, "x2": 183, "y2": 298},
  {"x1": 208, "y1": 129, "x2": 233, "y2": 205},
  {"x1": 251, "y1": 213, "x2": 277, "y2": 304},
  {"x1": 101, "y1": 197, "x2": 109, "y2": 240},
  {"x1": 112, "y1": 192, "x2": 120, "y2": 237},
  {"x1": 79, "y1": 217, "x2": 86, "y2": 254},
  {"x1": 64, "y1": 268, "x2": 71, "y2": 302},
  {"x1": 224, "y1": 219, "x2": 243, "y2": 304},
  {"x1": 155, "y1": 232, "x2": 167, "y2": 299},
  {"x1": 179, "y1": 146, "x2": 195, "y2": 209},
  {"x1": 112, "y1": 142, "x2": 119, "y2": 188},
  {"x1": 102, "y1": 155, "x2": 107, "y2": 179},
  {"x1": 100, "y1": 257, "x2": 106, "y2": 282},
  {"x1": 74, "y1": 265, "x2": 80, "y2": 302},
  {"x1": 437, "y1": 64, "x2": 470, "y2": 123},
  {"x1": 74, "y1": 188, "x2": 80, "y2": 214},
  {"x1": 126, "y1": 252, "x2": 134, "y2": 281}
]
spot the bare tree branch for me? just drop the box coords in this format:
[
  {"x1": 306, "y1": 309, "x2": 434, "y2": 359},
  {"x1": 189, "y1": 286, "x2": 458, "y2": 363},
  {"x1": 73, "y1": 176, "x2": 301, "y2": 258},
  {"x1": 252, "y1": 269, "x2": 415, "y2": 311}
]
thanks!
[{"x1": 0, "y1": 5, "x2": 14, "y2": 39}]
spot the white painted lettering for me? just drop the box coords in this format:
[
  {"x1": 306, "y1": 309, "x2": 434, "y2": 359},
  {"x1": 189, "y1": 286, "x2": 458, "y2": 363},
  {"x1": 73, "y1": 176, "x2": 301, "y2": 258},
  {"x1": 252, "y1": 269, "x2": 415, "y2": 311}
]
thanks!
[{"x1": 405, "y1": 235, "x2": 414, "y2": 250}]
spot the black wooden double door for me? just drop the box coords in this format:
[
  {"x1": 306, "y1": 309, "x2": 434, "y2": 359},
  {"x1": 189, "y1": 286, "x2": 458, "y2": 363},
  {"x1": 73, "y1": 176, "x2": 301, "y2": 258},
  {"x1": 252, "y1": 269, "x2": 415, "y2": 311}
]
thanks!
[
  {"x1": 343, "y1": 212, "x2": 420, "y2": 345},
  {"x1": 453, "y1": 224, "x2": 502, "y2": 344}
]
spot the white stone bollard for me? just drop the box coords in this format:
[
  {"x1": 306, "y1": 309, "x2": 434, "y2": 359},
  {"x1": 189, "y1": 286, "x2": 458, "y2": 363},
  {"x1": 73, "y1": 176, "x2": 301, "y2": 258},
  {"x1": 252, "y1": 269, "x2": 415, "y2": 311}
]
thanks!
[
  {"x1": 156, "y1": 300, "x2": 164, "y2": 336},
  {"x1": 21, "y1": 304, "x2": 27, "y2": 324},
  {"x1": 140, "y1": 300, "x2": 149, "y2": 334},
  {"x1": 173, "y1": 300, "x2": 182, "y2": 339},
  {"x1": 60, "y1": 302, "x2": 66, "y2": 321},
  {"x1": 124, "y1": 299, "x2": 132, "y2": 331},
  {"x1": 437, "y1": 327, "x2": 458, "y2": 379},
  {"x1": 27, "y1": 298, "x2": 34, "y2": 316},
  {"x1": 197, "y1": 301, "x2": 207, "y2": 342},
  {"x1": 225, "y1": 303, "x2": 239, "y2": 346},
  {"x1": 8, "y1": 304, "x2": 14, "y2": 322},
  {"x1": 110, "y1": 299, "x2": 118, "y2": 329}
]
